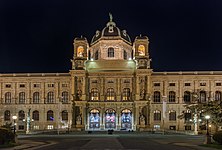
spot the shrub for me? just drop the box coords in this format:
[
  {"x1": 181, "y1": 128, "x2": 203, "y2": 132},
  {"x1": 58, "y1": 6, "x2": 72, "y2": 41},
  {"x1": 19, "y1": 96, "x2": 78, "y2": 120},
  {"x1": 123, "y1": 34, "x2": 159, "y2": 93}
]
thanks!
[
  {"x1": 213, "y1": 131, "x2": 222, "y2": 145},
  {"x1": 0, "y1": 128, "x2": 15, "y2": 145}
]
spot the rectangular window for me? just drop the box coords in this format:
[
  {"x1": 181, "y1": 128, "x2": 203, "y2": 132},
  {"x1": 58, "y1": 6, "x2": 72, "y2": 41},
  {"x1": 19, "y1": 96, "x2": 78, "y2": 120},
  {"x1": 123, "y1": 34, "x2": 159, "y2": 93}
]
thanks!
[
  {"x1": 62, "y1": 84, "x2": 68, "y2": 87},
  {"x1": 216, "y1": 83, "x2": 221, "y2": 86},
  {"x1": 91, "y1": 80, "x2": 98, "y2": 83},
  {"x1": 5, "y1": 84, "x2": 11, "y2": 88},
  {"x1": 169, "y1": 126, "x2": 176, "y2": 130},
  {"x1": 185, "y1": 83, "x2": 191, "y2": 86},
  {"x1": 47, "y1": 125, "x2": 54, "y2": 130},
  {"x1": 33, "y1": 125, "x2": 40, "y2": 130},
  {"x1": 19, "y1": 84, "x2": 25, "y2": 88},
  {"x1": 18, "y1": 125, "x2": 25, "y2": 130},
  {"x1": 200, "y1": 82, "x2": 206, "y2": 86},
  {"x1": 154, "y1": 125, "x2": 160, "y2": 130},
  {"x1": 185, "y1": 125, "x2": 191, "y2": 130},
  {"x1": 48, "y1": 84, "x2": 54, "y2": 87},
  {"x1": 169, "y1": 83, "x2": 175, "y2": 86},
  {"x1": 34, "y1": 84, "x2": 40, "y2": 88},
  {"x1": 154, "y1": 83, "x2": 160, "y2": 86}
]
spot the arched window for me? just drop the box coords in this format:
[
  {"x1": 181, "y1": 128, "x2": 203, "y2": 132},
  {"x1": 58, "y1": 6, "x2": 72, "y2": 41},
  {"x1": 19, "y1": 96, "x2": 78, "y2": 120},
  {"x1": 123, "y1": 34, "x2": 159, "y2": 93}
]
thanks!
[
  {"x1": 89, "y1": 109, "x2": 100, "y2": 129},
  {"x1": 18, "y1": 110, "x2": 25, "y2": 121},
  {"x1": 168, "y1": 91, "x2": 176, "y2": 103},
  {"x1": 122, "y1": 88, "x2": 130, "y2": 101},
  {"x1": 106, "y1": 88, "x2": 115, "y2": 101},
  {"x1": 184, "y1": 91, "x2": 191, "y2": 103},
  {"x1": 4, "y1": 110, "x2": 10, "y2": 121},
  {"x1": 19, "y1": 92, "x2": 25, "y2": 104},
  {"x1": 47, "y1": 110, "x2": 54, "y2": 121},
  {"x1": 153, "y1": 91, "x2": 161, "y2": 103},
  {"x1": 5, "y1": 92, "x2": 11, "y2": 104},
  {"x1": 169, "y1": 110, "x2": 176, "y2": 121},
  {"x1": 121, "y1": 109, "x2": 132, "y2": 129},
  {"x1": 199, "y1": 91, "x2": 206, "y2": 103},
  {"x1": 62, "y1": 91, "x2": 68, "y2": 103},
  {"x1": 105, "y1": 109, "x2": 116, "y2": 129},
  {"x1": 184, "y1": 110, "x2": 192, "y2": 122},
  {"x1": 32, "y1": 110, "x2": 39, "y2": 121},
  {"x1": 124, "y1": 50, "x2": 127, "y2": 60},
  {"x1": 62, "y1": 110, "x2": 68, "y2": 121},
  {"x1": 33, "y1": 92, "x2": 40, "y2": 104},
  {"x1": 95, "y1": 51, "x2": 99, "y2": 60},
  {"x1": 47, "y1": 92, "x2": 54, "y2": 103},
  {"x1": 108, "y1": 47, "x2": 114, "y2": 57},
  {"x1": 154, "y1": 110, "x2": 161, "y2": 121},
  {"x1": 215, "y1": 91, "x2": 221, "y2": 101},
  {"x1": 77, "y1": 46, "x2": 84, "y2": 57},
  {"x1": 91, "y1": 88, "x2": 99, "y2": 101}
]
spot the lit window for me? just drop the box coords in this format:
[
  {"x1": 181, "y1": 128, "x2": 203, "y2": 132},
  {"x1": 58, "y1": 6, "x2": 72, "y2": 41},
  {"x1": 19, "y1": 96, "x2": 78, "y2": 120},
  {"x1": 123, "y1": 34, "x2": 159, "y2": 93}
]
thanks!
[
  {"x1": 77, "y1": 46, "x2": 84, "y2": 57},
  {"x1": 47, "y1": 125, "x2": 54, "y2": 130},
  {"x1": 106, "y1": 88, "x2": 115, "y2": 101},
  {"x1": 154, "y1": 110, "x2": 161, "y2": 121},
  {"x1": 122, "y1": 88, "x2": 130, "y2": 101},
  {"x1": 138, "y1": 45, "x2": 145, "y2": 56},
  {"x1": 91, "y1": 88, "x2": 99, "y2": 101}
]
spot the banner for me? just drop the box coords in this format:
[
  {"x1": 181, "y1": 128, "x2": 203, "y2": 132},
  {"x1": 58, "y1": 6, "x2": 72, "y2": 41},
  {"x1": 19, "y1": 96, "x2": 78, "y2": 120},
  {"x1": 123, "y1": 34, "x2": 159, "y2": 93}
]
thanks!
[{"x1": 162, "y1": 99, "x2": 167, "y2": 119}]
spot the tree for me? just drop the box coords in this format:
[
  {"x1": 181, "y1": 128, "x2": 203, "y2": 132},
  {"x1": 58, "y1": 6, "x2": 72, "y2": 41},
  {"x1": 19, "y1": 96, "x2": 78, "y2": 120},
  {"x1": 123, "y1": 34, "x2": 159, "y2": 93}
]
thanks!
[{"x1": 178, "y1": 100, "x2": 222, "y2": 132}]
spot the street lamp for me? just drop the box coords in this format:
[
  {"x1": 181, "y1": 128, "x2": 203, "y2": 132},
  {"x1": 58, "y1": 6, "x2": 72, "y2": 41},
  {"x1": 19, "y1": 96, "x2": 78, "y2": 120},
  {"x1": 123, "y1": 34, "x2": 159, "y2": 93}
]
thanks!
[
  {"x1": 12, "y1": 115, "x2": 17, "y2": 134},
  {"x1": 204, "y1": 115, "x2": 211, "y2": 144}
]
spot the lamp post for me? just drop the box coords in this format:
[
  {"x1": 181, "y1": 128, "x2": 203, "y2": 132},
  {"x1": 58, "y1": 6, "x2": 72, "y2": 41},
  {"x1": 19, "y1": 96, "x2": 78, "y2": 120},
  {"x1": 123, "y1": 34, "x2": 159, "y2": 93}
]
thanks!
[
  {"x1": 12, "y1": 115, "x2": 17, "y2": 134},
  {"x1": 204, "y1": 115, "x2": 211, "y2": 144}
]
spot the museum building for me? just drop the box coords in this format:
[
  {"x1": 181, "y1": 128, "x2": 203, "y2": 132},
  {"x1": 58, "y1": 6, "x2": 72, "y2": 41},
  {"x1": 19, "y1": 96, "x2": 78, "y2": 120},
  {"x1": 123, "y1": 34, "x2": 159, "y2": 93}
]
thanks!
[{"x1": 0, "y1": 15, "x2": 222, "y2": 133}]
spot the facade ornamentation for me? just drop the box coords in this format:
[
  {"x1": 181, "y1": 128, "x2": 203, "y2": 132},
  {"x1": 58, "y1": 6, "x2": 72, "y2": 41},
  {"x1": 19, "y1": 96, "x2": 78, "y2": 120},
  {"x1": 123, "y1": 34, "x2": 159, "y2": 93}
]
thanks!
[{"x1": 0, "y1": 15, "x2": 222, "y2": 133}]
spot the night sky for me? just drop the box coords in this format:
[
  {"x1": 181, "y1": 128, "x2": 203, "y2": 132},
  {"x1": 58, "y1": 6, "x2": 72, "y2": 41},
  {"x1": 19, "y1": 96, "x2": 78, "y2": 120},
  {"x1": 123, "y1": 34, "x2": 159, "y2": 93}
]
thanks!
[{"x1": 1, "y1": 0, "x2": 222, "y2": 73}]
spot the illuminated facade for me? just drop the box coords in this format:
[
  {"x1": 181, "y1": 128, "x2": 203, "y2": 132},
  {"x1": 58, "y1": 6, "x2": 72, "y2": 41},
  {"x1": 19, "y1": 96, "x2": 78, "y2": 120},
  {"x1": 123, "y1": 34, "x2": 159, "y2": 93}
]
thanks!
[{"x1": 1, "y1": 15, "x2": 222, "y2": 132}]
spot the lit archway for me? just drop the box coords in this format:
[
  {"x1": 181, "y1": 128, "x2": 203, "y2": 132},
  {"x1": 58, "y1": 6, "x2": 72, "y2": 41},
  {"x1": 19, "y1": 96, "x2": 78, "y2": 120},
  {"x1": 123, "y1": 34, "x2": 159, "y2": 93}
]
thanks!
[
  {"x1": 89, "y1": 109, "x2": 100, "y2": 129},
  {"x1": 121, "y1": 109, "x2": 132, "y2": 129},
  {"x1": 105, "y1": 109, "x2": 116, "y2": 129}
]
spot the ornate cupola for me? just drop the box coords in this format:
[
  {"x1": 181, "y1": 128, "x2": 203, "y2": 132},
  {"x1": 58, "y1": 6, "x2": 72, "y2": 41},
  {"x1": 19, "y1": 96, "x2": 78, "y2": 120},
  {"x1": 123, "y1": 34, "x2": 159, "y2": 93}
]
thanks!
[
  {"x1": 71, "y1": 36, "x2": 89, "y2": 70},
  {"x1": 133, "y1": 35, "x2": 151, "y2": 69}
]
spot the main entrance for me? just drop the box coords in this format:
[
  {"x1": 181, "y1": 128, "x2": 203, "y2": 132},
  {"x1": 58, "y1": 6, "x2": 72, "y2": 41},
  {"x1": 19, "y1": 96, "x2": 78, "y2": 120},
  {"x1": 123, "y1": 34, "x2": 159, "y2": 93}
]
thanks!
[
  {"x1": 105, "y1": 109, "x2": 116, "y2": 129},
  {"x1": 89, "y1": 109, "x2": 100, "y2": 129},
  {"x1": 121, "y1": 109, "x2": 132, "y2": 129}
]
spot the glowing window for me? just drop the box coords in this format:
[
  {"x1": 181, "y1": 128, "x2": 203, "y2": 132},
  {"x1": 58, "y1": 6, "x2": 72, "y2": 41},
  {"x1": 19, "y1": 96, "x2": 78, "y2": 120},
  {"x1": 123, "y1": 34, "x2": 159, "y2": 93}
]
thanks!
[
  {"x1": 77, "y1": 46, "x2": 84, "y2": 57},
  {"x1": 138, "y1": 45, "x2": 145, "y2": 56}
]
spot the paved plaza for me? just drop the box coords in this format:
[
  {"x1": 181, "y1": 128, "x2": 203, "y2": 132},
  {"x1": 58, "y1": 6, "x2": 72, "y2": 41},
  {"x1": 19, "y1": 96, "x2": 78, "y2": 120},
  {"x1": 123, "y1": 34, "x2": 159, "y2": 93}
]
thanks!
[{"x1": 2, "y1": 132, "x2": 217, "y2": 150}]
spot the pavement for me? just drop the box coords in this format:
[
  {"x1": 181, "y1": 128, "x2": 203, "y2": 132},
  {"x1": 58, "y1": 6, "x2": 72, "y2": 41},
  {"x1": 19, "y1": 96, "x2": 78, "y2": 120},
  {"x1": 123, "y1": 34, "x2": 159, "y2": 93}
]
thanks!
[{"x1": 1, "y1": 132, "x2": 218, "y2": 150}]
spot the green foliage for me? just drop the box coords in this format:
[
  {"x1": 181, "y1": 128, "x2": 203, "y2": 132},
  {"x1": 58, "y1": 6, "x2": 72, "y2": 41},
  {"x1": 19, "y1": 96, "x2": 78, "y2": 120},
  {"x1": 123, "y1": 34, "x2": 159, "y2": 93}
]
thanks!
[
  {"x1": 213, "y1": 131, "x2": 222, "y2": 145},
  {"x1": 0, "y1": 128, "x2": 15, "y2": 145},
  {"x1": 1, "y1": 122, "x2": 13, "y2": 130}
]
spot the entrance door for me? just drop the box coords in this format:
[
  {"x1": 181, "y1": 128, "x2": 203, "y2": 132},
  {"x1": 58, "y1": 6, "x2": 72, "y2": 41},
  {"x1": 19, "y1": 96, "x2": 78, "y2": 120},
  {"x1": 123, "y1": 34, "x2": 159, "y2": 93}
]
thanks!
[
  {"x1": 89, "y1": 109, "x2": 100, "y2": 129},
  {"x1": 105, "y1": 109, "x2": 116, "y2": 129},
  {"x1": 121, "y1": 109, "x2": 132, "y2": 129}
]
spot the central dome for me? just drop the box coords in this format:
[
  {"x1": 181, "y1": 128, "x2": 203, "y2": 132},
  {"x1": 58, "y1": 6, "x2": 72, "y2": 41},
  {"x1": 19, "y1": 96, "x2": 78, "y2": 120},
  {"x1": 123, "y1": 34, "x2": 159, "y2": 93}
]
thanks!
[{"x1": 91, "y1": 14, "x2": 131, "y2": 45}]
